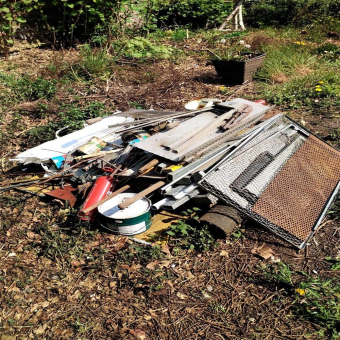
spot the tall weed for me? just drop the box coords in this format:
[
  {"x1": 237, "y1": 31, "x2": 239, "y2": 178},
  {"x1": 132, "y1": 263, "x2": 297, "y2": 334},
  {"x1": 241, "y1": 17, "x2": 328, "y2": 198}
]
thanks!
[{"x1": 257, "y1": 44, "x2": 317, "y2": 83}]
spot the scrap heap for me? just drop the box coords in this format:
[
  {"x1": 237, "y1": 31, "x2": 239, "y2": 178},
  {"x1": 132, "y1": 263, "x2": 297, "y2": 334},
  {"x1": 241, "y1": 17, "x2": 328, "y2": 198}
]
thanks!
[{"x1": 3, "y1": 98, "x2": 340, "y2": 249}]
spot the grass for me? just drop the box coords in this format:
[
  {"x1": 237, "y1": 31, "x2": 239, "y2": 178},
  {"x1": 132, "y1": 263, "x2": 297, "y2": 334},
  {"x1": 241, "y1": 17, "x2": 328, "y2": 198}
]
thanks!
[
  {"x1": 254, "y1": 40, "x2": 340, "y2": 110},
  {"x1": 257, "y1": 44, "x2": 317, "y2": 83},
  {"x1": 260, "y1": 69, "x2": 340, "y2": 109},
  {"x1": 68, "y1": 44, "x2": 113, "y2": 81},
  {"x1": 0, "y1": 72, "x2": 57, "y2": 104},
  {"x1": 293, "y1": 274, "x2": 340, "y2": 339},
  {"x1": 261, "y1": 262, "x2": 340, "y2": 338}
]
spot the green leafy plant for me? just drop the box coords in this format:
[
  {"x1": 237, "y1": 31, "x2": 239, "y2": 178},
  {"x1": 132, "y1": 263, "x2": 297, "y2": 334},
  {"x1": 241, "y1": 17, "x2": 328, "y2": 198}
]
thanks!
[
  {"x1": 256, "y1": 44, "x2": 317, "y2": 83},
  {"x1": 261, "y1": 262, "x2": 293, "y2": 287},
  {"x1": 325, "y1": 257, "x2": 340, "y2": 271},
  {"x1": 0, "y1": 0, "x2": 44, "y2": 54},
  {"x1": 259, "y1": 69, "x2": 340, "y2": 110},
  {"x1": 121, "y1": 36, "x2": 174, "y2": 60},
  {"x1": 313, "y1": 43, "x2": 340, "y2": 59},
  {"x1": 155, "y1": 0, "x2": 233, "y2": 28},
  {"x1": 25, "y1": 101, "x2": 107, "y2": 147},
  {"x1": 68, "y1": 44, "x2": 112, "y2": 81},
  {"x1": 211, "y1": 40, "x2": 260, "y2": 61},
  {"x1": 231, "y1": 228, "x2": 245, "y2": 240},
  {"x1": 171, "y1": 28, "x2": 188, "y2": 42},
  {"x1": 0, "y1": 72, "x2": 56, "y2": 102},
  {"x1": 293, "y1": 274, "x2": 340, "y2": 339},
  {"x1": 0, "y1": 0, "x2": 159, "y2": 50},
  {"x1": 167, "y1": 219, "x2": 217, "y2": 252},
  {"x1": 244, "y1": 0, "x2": 340, "y2": 28}
]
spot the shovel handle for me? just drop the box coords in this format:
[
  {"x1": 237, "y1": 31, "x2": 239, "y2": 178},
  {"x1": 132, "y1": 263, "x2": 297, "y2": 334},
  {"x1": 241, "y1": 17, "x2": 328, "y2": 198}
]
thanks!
[
  {"x1": 82, "y1": 185, "x2": 130, "y2": 214},
  {"x1": 118, "y1": 181, "x2": 165, "y2": 210},
  {"x1": 137, "y1": 159, "x2": 159, "y2": 174}
]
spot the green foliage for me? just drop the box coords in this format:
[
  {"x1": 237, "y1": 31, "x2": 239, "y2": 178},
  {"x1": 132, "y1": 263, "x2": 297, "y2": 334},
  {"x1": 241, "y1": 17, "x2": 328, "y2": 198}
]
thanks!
[
  {"x1": 117, "y1": 243, "x2": 164, "y2": 265},
  {"x1": 167, "y1": 219, "x2": 217, "y2": 252},
  {"x1": 0, "y1": 72, "x2": 57, "y2": 102},
  {"x1": 313, "y1": 43, "x2": 340, "y2": 63},
  {"x1": 260, "y1": 70, "x2": 340, "y2": 109},
  {"x1": 129, "y1": 101, "x2": 147, "y2": 110},
  {"x1": 262, "y1": 262, "x2": 293, "y2": 287},
  {"x1": 58, "y1": 101, "x2": 105, "y2": 130},
  {"x1": 257, "y1": 44, "x2": 317, "y2": 82},
  {"x1": 171, "y1": 28, "x2": 188, "y2": 42},
  {"x1": 0, "y1": 0, "x2": 43, "y2": 53},
  {"x1": 25, "y1": 101, "x2": 107, "y2": 147},
  {"x1": 244, "y1": 0, "x2": 340, "y2": 28},
  {"x1": 293, "y1": 274, "x2": 340, "y2": 339},
  {"x1": 0, "y1": 0, "x2": 154, "y2": 48},
  {"x1": 231, "y1": 228, "x2": 245, "y2": 240},
  {"x1": 212, "y1": 41, "x2": 257, "y2": 61},
  {"x1": 325, "y1": 257, "x2": 340, "y2": 271},
  {"x1": 155, "y1": 0, "x2": 233, "y2": 28},
  {"x1": 327, "y1": 197, "x2": 340, "y2": 221},
  {"x1": 120, "y1": 37, "x2": 175, "y2": 60},
  {"x1": 256, "y1": 43, "x2": 340, "y2": 110},
  {"x1": 25, "y1": 123, "x2": 57, "y2": 147},
  {"x1": 69, "y1": 45, "x2": 112, "y2": 81}
]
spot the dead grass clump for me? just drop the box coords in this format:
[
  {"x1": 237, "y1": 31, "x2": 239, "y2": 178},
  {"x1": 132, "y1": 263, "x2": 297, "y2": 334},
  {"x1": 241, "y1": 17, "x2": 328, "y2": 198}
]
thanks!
[
  {"x1": 272, "y1": 72, "x2": 289, "y2": 83},
  {"x1": 247, "y1": 32, "x2": 278, "y2": 51}
]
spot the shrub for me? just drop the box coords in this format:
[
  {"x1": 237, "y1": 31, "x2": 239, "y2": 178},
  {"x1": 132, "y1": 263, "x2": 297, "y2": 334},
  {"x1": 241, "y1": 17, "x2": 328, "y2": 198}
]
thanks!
[
  {"x1": 244, "y1": 0, "x2": 340, "y2": 28},
  {"x1": 155, "y1": 0, "x2": 233, "y2": 28}
]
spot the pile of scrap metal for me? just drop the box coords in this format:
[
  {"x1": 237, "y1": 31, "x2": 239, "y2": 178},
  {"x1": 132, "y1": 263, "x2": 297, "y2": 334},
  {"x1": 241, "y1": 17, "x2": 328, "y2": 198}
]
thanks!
[{"x1": 4, "y1": 98, "x2": 340, "y2": 249}]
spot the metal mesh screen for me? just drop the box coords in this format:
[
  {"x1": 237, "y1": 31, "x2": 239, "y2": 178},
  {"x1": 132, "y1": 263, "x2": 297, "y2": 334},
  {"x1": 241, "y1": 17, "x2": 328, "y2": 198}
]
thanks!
[
  {"x1": 252, "y1": 135, "x2": 340, "y2": 241},
  {"x1": 199, "y1": 115, "x2": 340, "y2": 248}
]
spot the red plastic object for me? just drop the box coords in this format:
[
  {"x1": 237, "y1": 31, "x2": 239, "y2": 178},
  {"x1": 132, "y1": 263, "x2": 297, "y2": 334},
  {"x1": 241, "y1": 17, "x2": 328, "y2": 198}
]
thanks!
[
  {"x1": 254, "y1": 99, "x2": 267, "y2": 105},
  {"x1": 79, "y1": 176, "x2": 115, "y2": 222}
]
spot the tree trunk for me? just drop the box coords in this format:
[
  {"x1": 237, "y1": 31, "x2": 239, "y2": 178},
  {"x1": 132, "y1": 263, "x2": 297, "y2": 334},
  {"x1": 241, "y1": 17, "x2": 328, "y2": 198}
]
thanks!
[{"x1": 219, "y1": 0, "x2": 245, "y2": 31}]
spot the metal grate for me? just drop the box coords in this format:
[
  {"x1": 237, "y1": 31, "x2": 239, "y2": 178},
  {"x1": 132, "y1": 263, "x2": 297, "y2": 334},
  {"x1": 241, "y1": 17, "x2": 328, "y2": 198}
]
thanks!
[
  {"x1": 199, "y1": 115, "x2": 340, "y2": 248},
  {"x1": 252, "y1": 135, "x2": 340, "y2": 241}
]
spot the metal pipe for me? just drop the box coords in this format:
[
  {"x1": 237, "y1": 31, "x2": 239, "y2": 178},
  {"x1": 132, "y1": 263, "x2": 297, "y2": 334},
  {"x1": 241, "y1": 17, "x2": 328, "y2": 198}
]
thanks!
[
  {"x1": 173, "y1": 184, "x2": 198, "y2": 200},
  {"x1": 151, "y1": 197, "x2": 171, "y2": 211},
  {"x1": 110, "y1": 107, "x2": 212, "y2": 134}
]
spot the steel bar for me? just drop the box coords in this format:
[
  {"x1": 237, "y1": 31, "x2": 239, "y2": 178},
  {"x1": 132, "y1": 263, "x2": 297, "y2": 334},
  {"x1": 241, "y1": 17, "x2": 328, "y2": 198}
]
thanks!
[{"x1": 108, "y1": 107, "x2": 212, "y2": 133}]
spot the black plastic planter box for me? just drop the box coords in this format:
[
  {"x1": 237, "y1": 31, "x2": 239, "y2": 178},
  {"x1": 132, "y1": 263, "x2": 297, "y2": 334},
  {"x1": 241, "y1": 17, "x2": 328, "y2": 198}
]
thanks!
[{"x1": 212, "y1": 53, "x2": 266, "y2": 84}]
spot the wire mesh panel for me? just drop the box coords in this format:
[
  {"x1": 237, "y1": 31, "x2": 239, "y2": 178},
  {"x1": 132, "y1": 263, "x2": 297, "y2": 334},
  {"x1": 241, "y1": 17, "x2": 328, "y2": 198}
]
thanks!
[
  {"x1": 199, "y1": 115, "x2": 340, "y2": 248},
  {"x1": 252, "y1": 135, "x2": 340, "y2": 241}
]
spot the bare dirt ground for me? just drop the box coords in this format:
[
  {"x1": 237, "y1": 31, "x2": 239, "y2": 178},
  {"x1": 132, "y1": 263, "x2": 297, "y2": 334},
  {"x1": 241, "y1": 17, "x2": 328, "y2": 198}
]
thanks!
[{"x1": 0, "y1": 44, "x2": 339, "y2": 339}]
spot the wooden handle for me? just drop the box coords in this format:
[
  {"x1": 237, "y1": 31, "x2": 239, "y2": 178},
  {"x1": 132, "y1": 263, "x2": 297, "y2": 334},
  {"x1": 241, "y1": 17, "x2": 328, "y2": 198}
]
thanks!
[
  {"x1": 109, "y1": 164, "x2": 122, "y2": 177},
  {"x1": 82, "y1": 185, "x2": 130, "y2": 214},
  {"x1": 118, "y1": 181, "x2": 165, "y2": 210},
  {"x1": 137, "y1": 159, "x2": 159, "y2": 174}
]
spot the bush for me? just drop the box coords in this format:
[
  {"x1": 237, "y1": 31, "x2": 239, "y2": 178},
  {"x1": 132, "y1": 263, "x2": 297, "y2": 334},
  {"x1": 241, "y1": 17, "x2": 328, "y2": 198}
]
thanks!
[
  {"x1": 244, "y1": 0, "x2": 340, "y2": 28},
  {"x1": 155, "y1": 0, "x2": 233, "y2": 28},
  {"x1": 0, "y1": 0, "x2": 148, "y2": 48}
]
